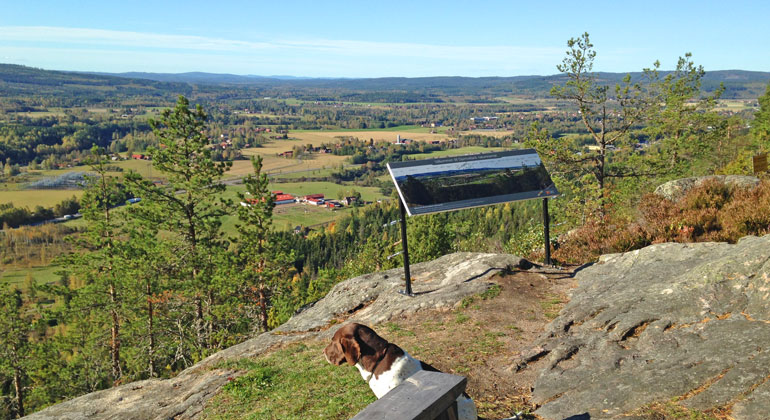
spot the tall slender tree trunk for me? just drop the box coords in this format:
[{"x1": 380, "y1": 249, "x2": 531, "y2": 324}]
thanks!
[
  {"x1": 109, "y1": 283, "x2": 122, "y2": 383},
  {"x1": 258, "y1": 285, "x2": 269, "y2": 332},
  {"x1": 12, "y1": 356, "x2": 24, "y2": 418},
  {"x1": 146, "y1": 278, "x2": 156, "y2": 377}
]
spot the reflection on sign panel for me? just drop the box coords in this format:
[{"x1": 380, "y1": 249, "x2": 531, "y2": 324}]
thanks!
[{"x1": 387, "y1": 149, "x2": 559, "y2": 216}]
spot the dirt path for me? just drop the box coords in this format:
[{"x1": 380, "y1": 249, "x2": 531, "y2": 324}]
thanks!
[{"x1": 362, "y1": 266, "x2": 577, "y2": 419}]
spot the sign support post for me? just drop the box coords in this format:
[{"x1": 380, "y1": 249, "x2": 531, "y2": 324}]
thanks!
[
  {"x1": 543, "y1": 197, "x2": 551, "y2": 266},
  {"x1": 398, "y1": 197, "x2": 413, "y2": 296}
]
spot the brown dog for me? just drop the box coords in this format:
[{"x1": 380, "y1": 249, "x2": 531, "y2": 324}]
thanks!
[{"x1": 324, "y1": 322, "x2": 478, "y2": 420}]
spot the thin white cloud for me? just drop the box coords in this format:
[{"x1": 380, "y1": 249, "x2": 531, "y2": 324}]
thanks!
[{"x1": 0, "y1": 26, "x2": 560, "y2": 62}]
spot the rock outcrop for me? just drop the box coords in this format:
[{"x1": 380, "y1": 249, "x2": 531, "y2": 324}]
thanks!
[
  {"x1": 528, "y1": 236, "x2": 770, "y2": 420},
  {"x1": 653, "y1": 175, "x2": 759, "y2": 201},
  {"x1": 26, "y1": 252, "x2": 524, "y2": 420}
]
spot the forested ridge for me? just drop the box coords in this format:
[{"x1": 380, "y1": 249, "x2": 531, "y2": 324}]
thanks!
[{"x1": 2, "y1": 32, "x2": 770, "y2": 418}]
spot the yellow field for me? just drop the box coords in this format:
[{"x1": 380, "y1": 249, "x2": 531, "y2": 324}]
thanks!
[
  {"x1": 233, "y1": 139, "x2": 347, "y2": 177},
  {"x1": 291, "y1": 130, "x2": 449, "y2": 144},
  {"x1": 460, "y1": 129, "x2": 514, "y2": 138},
  {"x1": 0, "y1": 189, "x2": 83, "y2": 208},
  {"x1": 714, "y1": 99, "x2": 757, "y2": 112},
  {"x1": 231, "y1": 130, "x2": 451, "y2": 177}
]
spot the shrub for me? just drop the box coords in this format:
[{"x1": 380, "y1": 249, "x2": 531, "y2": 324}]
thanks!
[{"x1": 555, "y1": 179, "x2": 770, "y2": 264}]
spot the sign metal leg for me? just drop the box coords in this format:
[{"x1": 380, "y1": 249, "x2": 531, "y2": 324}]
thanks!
[
  {"x1": 398, "y1": 198, "x2": 413, "y2": 296},
  {"x1": 543, "y1": 197, "x2": 551, "y2": 266}
]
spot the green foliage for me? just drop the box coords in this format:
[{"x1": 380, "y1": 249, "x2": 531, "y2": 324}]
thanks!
[
  {"x1": 407, "y1": 212, "x2": 454, "y2": 263},
  {"x1": 233, "y1": 156, "x2": 295, "y2": 332},
  {"x1": 645, "y1": 53, "x2": 724, "y2": 176},
  {"x1": 548, "y1": 33, "x2": 654, "y2": 202},
  {"x1": 126, "y1": 96, "x2": 233, "y2": 359},
  {"x1": 505, "y1": 220, "x2": 546, "y2": 259},
  {"x1": 0, "y1": 285, "x2": 35, "y2": 418},
  {"x1": 62, "y1": 146, "x2": 128, "y2": 384}
]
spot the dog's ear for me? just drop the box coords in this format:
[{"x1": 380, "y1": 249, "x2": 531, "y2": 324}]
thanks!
[
  {"x1": 356, "y1": 324, "x2": 388, "y2": 351},
  {"x1": 324, "y1": 340, "x2": 346, "y2": 365},
  {"x1": 340, "y1": 336, "x2": 361, "y2": 366}
]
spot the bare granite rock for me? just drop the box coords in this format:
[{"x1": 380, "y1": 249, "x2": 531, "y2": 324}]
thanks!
[
  {"x1": 527, "y1": 236, "x2": 770, "y2": 420},
  {"x1": 25, "y1": 252, "x2": 524, "y2": 420},
  {"x1": 653, "y1": 175, "x2": 759, "y2": 202}
]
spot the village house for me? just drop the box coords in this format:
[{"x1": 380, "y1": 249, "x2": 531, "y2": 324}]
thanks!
[{"x1": 274, "y1": 194, "x2": 296, "y2": 205}]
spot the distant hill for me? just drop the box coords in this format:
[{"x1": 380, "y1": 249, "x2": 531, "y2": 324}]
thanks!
[
  {"x1": 1, "y1": 63, "x2": 769, "y2": 104},
  {"x1": 0, "y1": 63, "x2": 191, "y2": 106},
  {"x1": 96, "y1": 69, "x2": 770, "y2": 99}
]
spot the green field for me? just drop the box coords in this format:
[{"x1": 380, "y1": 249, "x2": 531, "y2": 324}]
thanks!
[
  {"x1": 220, "y1": 204, "x2": 360, "y2": 234},
  {"x1": 408, "y1": 146, "x2": 508, "y2": 159},
  {"x1": 270, "y1": 181, "x2": 383, "y2": 201},
  {"x1": 0, "y1": 265, "x2": 62, "y2": 288},
  {"x1": 222, "y1": 181, "x2": 387, "y2": 232},
  {"x1": 0, "y1": 189, "x2": 83, "y2": 208}
]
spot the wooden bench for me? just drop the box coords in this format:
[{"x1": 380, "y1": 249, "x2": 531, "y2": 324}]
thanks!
[{"x1": 351, "y1": 370, "x2": 467, "y2": 420}]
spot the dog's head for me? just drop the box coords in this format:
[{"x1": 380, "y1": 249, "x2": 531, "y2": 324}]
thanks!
[{"x1": 323, "y1": 323, "x2": 389, "y2": 367}]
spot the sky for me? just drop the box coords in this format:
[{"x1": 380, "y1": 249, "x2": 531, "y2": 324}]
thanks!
[{"x1": 1, "y1": 0, "x2": 768, "y2": 78}]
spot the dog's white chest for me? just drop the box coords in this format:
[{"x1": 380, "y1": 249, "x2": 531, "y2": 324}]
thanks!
[{"x1": 356, "y1": 352, "x2": 422, "y2": 398}]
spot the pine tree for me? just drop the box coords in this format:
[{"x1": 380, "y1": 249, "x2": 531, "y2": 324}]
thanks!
[
  {"x1": 63, "y1": 146, "x2": 129, "y2": 385},
  {"x1": 0, "y1": 286, "x2": 33, "y2": 418},
  {"x1": 125, "y1": 95, "x2": 231, "y2": 358},
  {"x1": 233, "y1": 156, "x2": 293, "y2": 332}
]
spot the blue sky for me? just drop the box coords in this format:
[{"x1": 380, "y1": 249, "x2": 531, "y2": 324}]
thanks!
[{"x1": 1, "y1": 0, "x2": 767, "y2": 77}]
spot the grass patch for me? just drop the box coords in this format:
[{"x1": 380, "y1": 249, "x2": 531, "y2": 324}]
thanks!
[
  {"x1": 384, "y1": 322, "x2": 416, "y2": 337},
  {"x1": 539, "y1": 294, "x2": 564, "y2": 320},
  {"x1": 634, "y1": 400, "x2": 724, "y2": 420},
  {"x1": 460, "y1": 283, "x2": 502, "y2": 308},
  {"x1": 479, "y1": 283, "x2": 502, "y2": 300},
  {"x1": 454, "y1": 313, "x2": 471, "y2": 324},
  {"x1": 202, "y1": 342, "x2": 375, "y2": 420}
]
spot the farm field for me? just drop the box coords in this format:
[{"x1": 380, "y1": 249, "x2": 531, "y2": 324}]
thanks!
[
  {"x1": 290, "y1": 129, "x2": 449, "y2": 144},
  {"x1": 220, "y1": 202, "x2": 358, "y2": 234},
  {"x1": 0, "y1": 265, "x2": 61, "y2": 288},
  {"x1": 233, "y1": 145, "x2": 347, "y2": 178},
  {"x1": 269, "y1": 166, "x2": 344, "y2": 180},
  {"x1": 27, "y1": 158, "x2": 156, "y2": 180},
  {"x1": 0, "y1": 189, "x2": 83, "y2": 208},
  {"x1": 714, "y1": 99, "x2": 758, "y2": 111},
  {"x1": 407, "y1": 146, "x2": 509, "y2": 159},
  {"x1": 221, "y1": 181, "x2": 387, "y2": 233},
  {"x1": 223, "y1": 182, "x2": 385, "y2": 204},
  {"x1": 459, "y1": 129, "x2": 515, "y2": 138}
]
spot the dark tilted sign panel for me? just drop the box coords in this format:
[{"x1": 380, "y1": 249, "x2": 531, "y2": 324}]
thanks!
[{"x1": 387, "y1": 149, "x2": 559, "y2": 216}]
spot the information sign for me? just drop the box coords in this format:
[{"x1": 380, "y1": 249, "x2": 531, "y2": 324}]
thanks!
[
  {"x1": 753, "y1": 153, "x2": 768, "y2": 174},
  {"x1": 387, "y1": 149, "x2": 558, "y2": 216}
]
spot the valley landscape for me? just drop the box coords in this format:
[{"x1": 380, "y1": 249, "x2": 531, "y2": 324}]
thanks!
[{"x1": 2, "y1": 3, "x2": 770, "y2": 419}]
